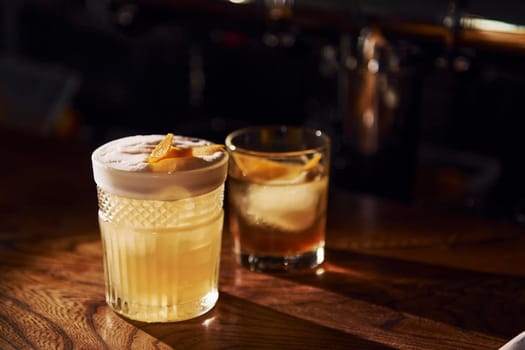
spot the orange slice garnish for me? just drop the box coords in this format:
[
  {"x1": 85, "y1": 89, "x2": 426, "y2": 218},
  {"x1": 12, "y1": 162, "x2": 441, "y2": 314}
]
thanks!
[
  {"x1": 147, "y1": 133, "x2": 174, "y2": 163},
  {"x1": 233, "y1": 154, "x2": 291, "y2": 180},
  {"x1": 166, "y1": 146, "x2": 192, "y2": 158},
  {"x1": 148, "y1": 134, "x2": 224, "y2": 173},
  {"x1": 303, "y1": 153, "x2": 322, "y2": 171},
  {"x1": 232, "y1": 153, "x2": 322, "y2": 181}
]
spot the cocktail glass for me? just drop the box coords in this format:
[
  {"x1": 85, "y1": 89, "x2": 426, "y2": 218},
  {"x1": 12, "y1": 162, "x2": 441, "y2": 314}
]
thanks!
[
  {"x1": 225, "y1": 126, "x2": 330, "y2": 272},
  {"x1": 91, "y1": 134, "x2": 228, "y2": 322}
]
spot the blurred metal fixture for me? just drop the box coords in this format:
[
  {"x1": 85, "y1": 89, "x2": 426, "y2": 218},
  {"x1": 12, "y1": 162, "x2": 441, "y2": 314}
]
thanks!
[
  {"x1": 341, "y1": 28, "x2": 399, "y2": 155},
  {"x1": 265, "y1": 0, "x2": 293, "y2": 20},
  {"x1": 132, "y1": 0, "x2": 525, "y2": 54},
  {"x1": 458, "y1": 15, "x2": 525, "y2": 52},
  {"x1": 227, "y1": 0, "x2": 255, "y2": 4},
  {"x1": 127, "y1": 0, "x2": 525, "y2": 159}
]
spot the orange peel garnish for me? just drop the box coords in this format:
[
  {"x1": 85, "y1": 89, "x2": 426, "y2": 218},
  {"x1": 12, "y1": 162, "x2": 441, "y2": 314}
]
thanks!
[
  {"x1": 303, "y1": 153, "x2": 322, "y2": 171},
  {"x1": 148, "y1": 133, "x2": 174, "y2": 163},
  {"x1": 232, "y1": 153, "x2": 322, "y2": 181},
  {"x1": 147, "y1": 134, "x2": 224, "y2": 173}
]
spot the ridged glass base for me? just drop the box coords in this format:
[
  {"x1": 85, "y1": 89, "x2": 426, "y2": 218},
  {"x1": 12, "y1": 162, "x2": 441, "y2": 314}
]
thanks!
[{"x1": 108, "y1": 290, "x2": 218, "y2": 323}]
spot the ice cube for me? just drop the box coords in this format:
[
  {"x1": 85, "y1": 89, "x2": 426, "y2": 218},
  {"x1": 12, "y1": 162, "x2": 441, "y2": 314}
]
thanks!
[{"x1": 243, "y1": 180, "x2": 323, "y2": 232}]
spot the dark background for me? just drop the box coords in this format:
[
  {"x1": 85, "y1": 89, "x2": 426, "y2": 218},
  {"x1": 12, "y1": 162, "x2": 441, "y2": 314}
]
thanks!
[{"x1": 1, "y1": 0, "x2": 525, "y2": 225}]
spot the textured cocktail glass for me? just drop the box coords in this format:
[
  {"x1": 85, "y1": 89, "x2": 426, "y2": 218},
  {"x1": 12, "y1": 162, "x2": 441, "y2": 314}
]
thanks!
[
  {"x1": 92, "y1": 135, "x2": 228, "y2": 322},
  {"x1": 226, "y1": 126, "x2": 330, "y2": 272}
]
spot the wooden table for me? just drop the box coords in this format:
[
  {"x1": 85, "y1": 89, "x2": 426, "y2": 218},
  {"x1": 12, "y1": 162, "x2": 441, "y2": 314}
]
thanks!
[{"x1": 1, "y1": 127, "x2": 524, "y2": 349}]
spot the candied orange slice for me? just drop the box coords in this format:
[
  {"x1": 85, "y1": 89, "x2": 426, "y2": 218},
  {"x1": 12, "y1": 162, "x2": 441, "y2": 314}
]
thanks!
[
  {"x1": 166, "y1": 146, "x2": 192, "y2": 158},
  {"x1": 232, "y1": 153, "x2": 322, "y2": 181},
  {"x1": 148, "y1": 134, "x2": 224, "y2": 162},
  {"x1": 148, "y1": 134, "x2": 225, "y2": 172},
  {"x1": 148, "y1": 133, "x2": 174, "y2": 163}
]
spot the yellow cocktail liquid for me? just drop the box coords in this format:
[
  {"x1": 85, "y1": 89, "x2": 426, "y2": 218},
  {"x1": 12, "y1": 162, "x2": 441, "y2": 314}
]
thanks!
[{"x1": 98, "y1": 185, "x2": 224, "y2": 322}]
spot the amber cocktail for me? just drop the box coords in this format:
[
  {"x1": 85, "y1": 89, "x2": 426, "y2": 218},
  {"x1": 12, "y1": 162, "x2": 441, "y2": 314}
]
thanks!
[{"x1": 226, "y1": 126, "x2": 330, "y2": 272}]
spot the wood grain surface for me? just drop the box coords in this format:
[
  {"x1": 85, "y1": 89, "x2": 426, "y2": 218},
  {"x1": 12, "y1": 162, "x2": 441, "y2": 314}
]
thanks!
[{"x1": 1, "y1": 127, "x2": 524, "y2": 349}]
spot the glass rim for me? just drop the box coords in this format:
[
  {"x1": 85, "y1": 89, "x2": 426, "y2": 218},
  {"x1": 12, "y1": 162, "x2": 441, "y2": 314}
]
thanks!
[{"x1": 225, "y1": 125, "x2": 330, "y2": 157}]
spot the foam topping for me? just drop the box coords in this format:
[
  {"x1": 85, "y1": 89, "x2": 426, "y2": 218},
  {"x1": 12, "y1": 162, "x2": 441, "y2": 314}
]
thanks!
[{"x1": 92, "y1": 135, "x2": 228, "y2": 200}]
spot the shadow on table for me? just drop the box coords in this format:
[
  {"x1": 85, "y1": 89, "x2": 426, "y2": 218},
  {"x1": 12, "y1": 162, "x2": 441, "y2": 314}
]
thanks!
[
  {"x1": 270, "y1": 248, "x2": 525, "y2": 341},
  {"x1": 127, "y1": 293, "x2": 393, "y2": 350}
]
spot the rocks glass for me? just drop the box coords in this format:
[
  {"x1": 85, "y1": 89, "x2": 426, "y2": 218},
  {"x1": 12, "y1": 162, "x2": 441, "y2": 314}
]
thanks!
[{"x1": 226, "y1": 126, "x2": 330, "y2": 272}]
